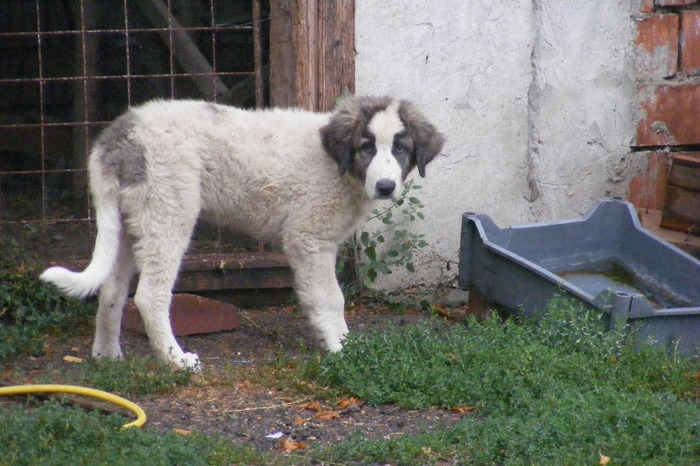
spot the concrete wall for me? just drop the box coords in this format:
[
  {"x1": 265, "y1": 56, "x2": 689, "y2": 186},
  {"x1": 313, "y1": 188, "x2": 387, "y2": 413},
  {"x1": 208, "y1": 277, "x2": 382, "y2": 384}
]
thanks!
[{"x1": 354, "y1": 0, "x2": 640, "y2": 290}]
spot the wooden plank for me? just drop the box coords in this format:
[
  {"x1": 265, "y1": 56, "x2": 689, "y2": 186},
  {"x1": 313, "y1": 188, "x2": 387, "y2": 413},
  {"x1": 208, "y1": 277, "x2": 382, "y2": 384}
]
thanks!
[
  {"x1": 668, "y1": 153, "x2": 700, "y2": 191},
  {"x1": 270, "y1": 0, "x2": 355, "y2": 110},
  {"x1": 317, "y1": 0, "x2": 355, "y2": 111},
  {"x1": 295, "y1": 0, "x2": 318, "y2": 109},
  {"x1": 270, "y1": 0, "x2": 296, "y2": 108},
  {"x1": 175, "y1": 267, "x2": 293, "y2": 292},
  {"x1": 640, "y1": 209, "x2": 700, "y2": 258},
  {"x1": 660, "y1": 185, "x2": 700, "y2": 234},
  {"x1": 46, "y1": 251, "x2": 293, "y2": 292},
  {"x1": 269, "y1": 0, "x2": 317, "y2": 110}
]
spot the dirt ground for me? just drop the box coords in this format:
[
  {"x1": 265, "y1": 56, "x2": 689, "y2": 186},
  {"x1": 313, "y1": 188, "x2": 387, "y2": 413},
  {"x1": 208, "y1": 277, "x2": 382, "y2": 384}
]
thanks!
[{"x1": 3, "y1": 303, "x2": 472, "y2": 455}]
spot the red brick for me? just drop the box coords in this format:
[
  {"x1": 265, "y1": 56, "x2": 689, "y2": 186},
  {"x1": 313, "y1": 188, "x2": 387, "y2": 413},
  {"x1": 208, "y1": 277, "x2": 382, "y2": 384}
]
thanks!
[
  {"x1": 655, "y1": 0, "x2": 697, "y2": 6},
  {"x1": 122, "y1": 293, "x2": 240, "y2": 336},
  {"x1": 628, "y1": 151, "x2": 670, "y2": 210},
  {"x1": 681, "y1": 11, "x2": 700, "y2": 75},
  {"x1": 641, "y1": 0, "x2": 655, "y2": 12},
  {"x1": 636, "y1": 84, "x2": 700, "y2": 146},
  {"x1": 635, "y1": 14, "x2": 678, "y2": 78}
]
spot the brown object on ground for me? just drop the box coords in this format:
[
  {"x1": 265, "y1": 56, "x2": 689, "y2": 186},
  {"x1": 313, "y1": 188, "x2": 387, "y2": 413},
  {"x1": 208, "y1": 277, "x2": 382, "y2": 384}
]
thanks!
[{"x1": 122, "y1": 293, "x2": 240, "y2": 336}]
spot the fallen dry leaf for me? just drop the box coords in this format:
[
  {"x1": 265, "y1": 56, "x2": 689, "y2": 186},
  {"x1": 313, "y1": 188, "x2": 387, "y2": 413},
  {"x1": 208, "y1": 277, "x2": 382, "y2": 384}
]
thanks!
[
  {"x1": 315, "y1": 410, "x2": 341, "y2": 421},
  {"x1": 173, "y1": 428, "x2": 191, "y2": 435},
  {"x1": 293, "y1": 415, "x2": 306, "y2": 426},
  {"x1": 279, "y1": 438, "x2": 307, "y2": 453},
  {"x1": 432, "y1": 305, "x2": 450, "y2": 318},
  {"x1": 451, "y1": 406, "x2": 477, "y2": 414},
  {"x1": 62, "y1": 355, "x2": 84, "y2": 363},
  {"x1": 599, "y1": 453, "x2": 611, "y2": 465},
  {"x1": 298, "y1": 401, "x2": 322, "y2": 412},
  {"x1": 337, "y1": 397, "x2": 363, "y2": 410}
]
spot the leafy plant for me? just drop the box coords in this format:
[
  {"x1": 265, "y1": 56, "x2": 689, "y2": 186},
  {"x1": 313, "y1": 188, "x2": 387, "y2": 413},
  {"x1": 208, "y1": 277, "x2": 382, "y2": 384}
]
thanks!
[
  {"x1": 311, "y1": 298, "x2": 700, "y2": 464},
  {"x1": 342, "y1": 179, "x2": 429, "y2": 292},
  {"x1": 0, "y1": 239, "x2": 95, "y2": 363}
]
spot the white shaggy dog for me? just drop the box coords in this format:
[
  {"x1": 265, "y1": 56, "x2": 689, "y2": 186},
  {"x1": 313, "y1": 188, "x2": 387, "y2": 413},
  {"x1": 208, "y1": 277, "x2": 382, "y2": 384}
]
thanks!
[{"x1": 40, "y1": 96, "x2": 445, "y2": 370}]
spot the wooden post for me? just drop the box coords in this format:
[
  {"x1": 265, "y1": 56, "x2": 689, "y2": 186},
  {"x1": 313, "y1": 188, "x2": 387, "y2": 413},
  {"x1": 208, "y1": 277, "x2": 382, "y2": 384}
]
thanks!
[
  {"x1": 317, "y1": 0, "x2": 354, "y2": 111},
  {"x1": 270, "y1": 0, "x2": 354, "y2": 110}
]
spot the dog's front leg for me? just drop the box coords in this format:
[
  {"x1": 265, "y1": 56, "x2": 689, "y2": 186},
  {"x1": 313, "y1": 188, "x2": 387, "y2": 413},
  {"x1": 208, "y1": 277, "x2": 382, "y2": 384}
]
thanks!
[{"x1": 284, "y1": 243, "x2": 348, "y2": 352}]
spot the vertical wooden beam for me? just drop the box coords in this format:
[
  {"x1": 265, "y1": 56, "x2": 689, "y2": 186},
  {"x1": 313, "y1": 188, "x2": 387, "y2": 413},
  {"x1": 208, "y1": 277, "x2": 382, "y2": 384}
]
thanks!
[
  {"x1": 270, "y1": 0, "x2": 354, "y2": 111},
  {"x1": 269, "y1": 1, "x2": 296, "y2": 108},
  {"x1": 317, "y1": 0, "x2": 354, "y2": 111},
  {"x1": 296, "y1": 0, "x2": 318, "y2": 110},
  {"x1": 252, "y1": 0, "x2": 265, "y2": 108}
]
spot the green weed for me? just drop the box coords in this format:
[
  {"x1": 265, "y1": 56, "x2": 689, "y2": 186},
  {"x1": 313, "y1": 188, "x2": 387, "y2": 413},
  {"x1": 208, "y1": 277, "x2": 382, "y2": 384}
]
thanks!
[
  {"x1": 342, "y1": 180, "x2": 430, "y2": 293},
  {"x1": 312, "y1": 298, "x2": 700, "y2": 464},
  {"x1": 0, "y1": 400, "x2": 270, "y2": 466},
  {"x1": 75, "y1": 355, "x2": 194, "y2": 397},
  {"x1": 0, "y1": 240, "x2": 94, "y2": 363}
]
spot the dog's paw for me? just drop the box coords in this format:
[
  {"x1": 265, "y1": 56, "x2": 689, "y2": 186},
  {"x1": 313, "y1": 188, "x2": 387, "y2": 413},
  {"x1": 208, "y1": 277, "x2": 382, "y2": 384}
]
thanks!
[
  {"x1": 173, "y1": 352, "x2": 201, "y2": 372},
  {"x1": 324, "y1": 338, "x2": 344, "y2": 353},
  {"x1": 92, "y1": 345, "x2": 124, "y2": 360}
]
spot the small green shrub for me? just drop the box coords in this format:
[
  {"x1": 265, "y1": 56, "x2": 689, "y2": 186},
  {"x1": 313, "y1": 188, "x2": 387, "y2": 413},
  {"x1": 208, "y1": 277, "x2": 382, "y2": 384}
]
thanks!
[
  {"x1": 311, "y1": 298, "x2": 700, "y2": 464},
  {"x1": 0, "y1": 240, "x2": 95, "y2": 363},
  {"x1": 343, "y1": 179, "x2": 429, "y2": 291}
]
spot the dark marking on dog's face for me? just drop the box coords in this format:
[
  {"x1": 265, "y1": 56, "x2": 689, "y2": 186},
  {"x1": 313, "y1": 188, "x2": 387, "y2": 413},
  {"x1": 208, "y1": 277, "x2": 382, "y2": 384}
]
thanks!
[
  {"x1": 397, "y1": 100, "x2": 446, "y2": 177},
  {"x1": 320, "y1": 96, "x2": 445, "y2": 199},
  {"x1": 96, "y1": 112, "x2": 148, "y2": 186}
]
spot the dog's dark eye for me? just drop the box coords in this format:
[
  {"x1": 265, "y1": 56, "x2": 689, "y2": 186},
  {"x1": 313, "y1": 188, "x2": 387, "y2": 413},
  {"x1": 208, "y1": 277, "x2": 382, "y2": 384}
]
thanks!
[
  {"x1": 393, "y1": 141, "x2": 405, "y2": 153},
  {"x1": 360, "y1": 141, "x2": 374, "y2": 153}
]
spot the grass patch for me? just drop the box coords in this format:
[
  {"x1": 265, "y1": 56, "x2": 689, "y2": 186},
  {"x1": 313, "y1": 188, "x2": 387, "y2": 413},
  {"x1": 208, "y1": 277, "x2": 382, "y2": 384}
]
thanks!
[
  {"x1": 312, "y1": 298, "x2": 700, "y2": 464},
  {"x1": 1, "y1": 253, "x2": 698, "y2": 466},
  {"x1": 0, "y1": 244, "x2": 95, "y2": 363},
  {"x1": 75, "y1": 356, "x2": 194, "y2": 397},
  {"x1": 0, "y1": 400, "x2": 270, "y2": 466}
]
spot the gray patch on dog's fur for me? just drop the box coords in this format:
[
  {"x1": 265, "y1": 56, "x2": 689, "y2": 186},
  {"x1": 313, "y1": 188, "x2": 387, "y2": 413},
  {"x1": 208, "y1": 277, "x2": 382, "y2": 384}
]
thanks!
[{"x1": 96, "y1": 112, "x2": 148, "y2": 186}]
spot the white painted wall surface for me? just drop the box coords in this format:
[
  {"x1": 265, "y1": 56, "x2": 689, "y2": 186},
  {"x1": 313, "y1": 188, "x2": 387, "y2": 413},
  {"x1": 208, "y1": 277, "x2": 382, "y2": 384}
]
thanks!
[{"x1": 354, "y1": 0, "x2": 640, "y2": 291}]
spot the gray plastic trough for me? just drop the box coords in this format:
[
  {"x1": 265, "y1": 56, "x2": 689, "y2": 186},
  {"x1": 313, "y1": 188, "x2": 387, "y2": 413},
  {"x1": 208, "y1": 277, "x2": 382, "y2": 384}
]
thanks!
[{"x1": 458, "y1": 198, "x2": 700, "y2": 356}]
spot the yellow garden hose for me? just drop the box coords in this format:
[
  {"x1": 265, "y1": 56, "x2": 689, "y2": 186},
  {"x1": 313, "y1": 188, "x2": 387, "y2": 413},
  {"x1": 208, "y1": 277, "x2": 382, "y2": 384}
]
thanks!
[{"x1": 0, "y1": 384, "x2": 146, "y2": 428}]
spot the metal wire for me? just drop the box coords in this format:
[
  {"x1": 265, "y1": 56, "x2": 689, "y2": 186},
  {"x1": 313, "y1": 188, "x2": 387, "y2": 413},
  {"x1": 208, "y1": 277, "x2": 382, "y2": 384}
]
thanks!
[{"x1": 0, "y1": 0, "x2": 267, "y2": 262}]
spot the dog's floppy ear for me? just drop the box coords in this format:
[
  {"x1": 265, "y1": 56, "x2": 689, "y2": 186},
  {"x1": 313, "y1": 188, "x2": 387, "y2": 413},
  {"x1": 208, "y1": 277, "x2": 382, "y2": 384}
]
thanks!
[
  {"x1": 399, "y1": 100, "x2": 445, "y2": 177},
  {"x1": 320, "y1": 101, "x2": 358, "y2": 176}
]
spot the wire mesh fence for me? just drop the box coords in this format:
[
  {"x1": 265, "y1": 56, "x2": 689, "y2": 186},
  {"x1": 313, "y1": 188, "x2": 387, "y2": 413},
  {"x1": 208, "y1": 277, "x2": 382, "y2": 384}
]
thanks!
[{"x1": 0, "y1": 0, "x2": 268, "y2": 264}]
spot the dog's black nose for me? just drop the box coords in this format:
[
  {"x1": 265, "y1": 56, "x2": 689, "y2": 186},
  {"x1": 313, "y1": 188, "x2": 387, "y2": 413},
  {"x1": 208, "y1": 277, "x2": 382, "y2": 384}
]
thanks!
[{"x1": 376, "y1": 179, "x2": 396, "y2": 197}]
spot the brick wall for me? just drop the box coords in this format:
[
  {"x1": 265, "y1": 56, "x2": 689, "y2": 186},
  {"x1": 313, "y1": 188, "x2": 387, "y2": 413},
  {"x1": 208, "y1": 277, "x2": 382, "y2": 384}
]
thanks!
[{"x1": 634, "y1": 0, "x2": 700, "y2": 233}]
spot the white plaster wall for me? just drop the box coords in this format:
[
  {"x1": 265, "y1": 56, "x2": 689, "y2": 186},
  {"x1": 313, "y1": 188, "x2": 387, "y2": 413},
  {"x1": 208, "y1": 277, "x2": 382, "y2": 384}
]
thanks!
[{"x1": 354, "y1": 0, "x2": 639, "y2": 291}]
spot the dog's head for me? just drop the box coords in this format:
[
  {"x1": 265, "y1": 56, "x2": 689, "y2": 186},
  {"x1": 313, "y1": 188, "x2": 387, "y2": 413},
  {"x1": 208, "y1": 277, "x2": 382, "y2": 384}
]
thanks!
[{"x1": 320, "y1": 96, "x2": 445, "y2": 200}]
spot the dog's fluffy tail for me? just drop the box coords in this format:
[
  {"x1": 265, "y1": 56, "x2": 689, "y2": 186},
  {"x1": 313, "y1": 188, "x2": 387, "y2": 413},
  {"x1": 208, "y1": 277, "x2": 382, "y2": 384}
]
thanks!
[{"x1": 40, "y1": 167, "x2": 121, "y2": 299}]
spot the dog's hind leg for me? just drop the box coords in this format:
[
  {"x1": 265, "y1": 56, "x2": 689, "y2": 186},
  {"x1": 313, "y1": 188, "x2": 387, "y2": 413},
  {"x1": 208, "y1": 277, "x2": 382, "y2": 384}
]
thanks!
[
  {"x1": 130, "y1": 217, "x2": 200, "y2": 371},
  {"x1": 284, "y1": 241, "x2": 348, "y2": 352},
  {"x1": 92, "y1": 233, "x2": 135, "y2": 360}
]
